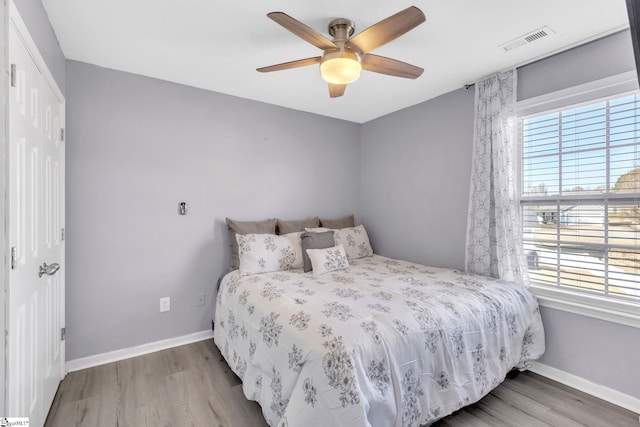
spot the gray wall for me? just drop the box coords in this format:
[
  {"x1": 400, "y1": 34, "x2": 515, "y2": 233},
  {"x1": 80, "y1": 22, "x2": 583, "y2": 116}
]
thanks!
[
  {"x1": 360, "y1": 29, "x2": 640, "y2": 400},
  {"x1": 359, "y1": 88, "x2": 475, "y2": 270},
  {"x1": 13, "y1": 0, "x2": 65, "y2": 93},
  {"x1": 540, "y1": 307, "x2": 640, "y2": 398},
  {"x1": 518, "y1": 30, "x2": 640, "y2": 400},
  {"x1": 65, "y1": 60, "x2": 361, "y2": 360},
  {"x1": 518, "y1": 30, "x2": 635, "y2": 101}
]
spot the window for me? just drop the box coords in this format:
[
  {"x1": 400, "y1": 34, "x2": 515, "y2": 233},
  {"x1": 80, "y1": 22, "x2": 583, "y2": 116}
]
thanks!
[{"x1": 520, "y1": 93, "x2": 640, "y2": 303}]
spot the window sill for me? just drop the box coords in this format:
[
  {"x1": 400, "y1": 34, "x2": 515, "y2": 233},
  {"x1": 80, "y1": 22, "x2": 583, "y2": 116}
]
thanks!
[{"x1": 531, "y1": 285, "x2": 640, "y2": 329}]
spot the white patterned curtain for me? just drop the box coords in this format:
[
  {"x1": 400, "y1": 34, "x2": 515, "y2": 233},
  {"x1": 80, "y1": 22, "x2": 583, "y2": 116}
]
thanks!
[{"x1": 465, "y1": 69, "x2": 529, "y2": 286}]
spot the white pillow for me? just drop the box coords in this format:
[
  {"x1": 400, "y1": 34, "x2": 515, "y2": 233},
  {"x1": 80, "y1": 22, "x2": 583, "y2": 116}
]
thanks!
[
  {"x1": 236, "y1": 233, "x2": 303, "y2": 276},
  {"x1": 332, "y1": 224, "x2": 373, "y2": 260},
  {"x1": 281, "y1": 232, "x2": 304, "y2": 269},
  {"x1": 306, "y1": 244, "x2": 350, "y2": 276}
]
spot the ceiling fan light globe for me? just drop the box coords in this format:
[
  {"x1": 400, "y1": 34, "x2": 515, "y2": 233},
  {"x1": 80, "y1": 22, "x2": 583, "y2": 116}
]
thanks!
[{"x1": 320, "y1": 50, "x2": 361, "y2": 85}]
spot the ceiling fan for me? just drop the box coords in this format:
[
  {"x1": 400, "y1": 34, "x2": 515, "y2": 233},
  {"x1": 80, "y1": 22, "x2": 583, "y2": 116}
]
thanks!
[{"x1": 257, "y1": 6, "x2": 426, "y2": 98}]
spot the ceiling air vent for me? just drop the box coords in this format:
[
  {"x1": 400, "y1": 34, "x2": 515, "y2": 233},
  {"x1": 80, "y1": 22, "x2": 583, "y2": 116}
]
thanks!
[{"x1": 499, "y1": 26, "x2": 555, "y2": 52}]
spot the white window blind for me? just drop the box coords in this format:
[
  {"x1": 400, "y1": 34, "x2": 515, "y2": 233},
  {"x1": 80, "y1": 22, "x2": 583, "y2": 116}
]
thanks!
[{"x1": 521, "y1": 93, "x2": 640, "y2": 302}]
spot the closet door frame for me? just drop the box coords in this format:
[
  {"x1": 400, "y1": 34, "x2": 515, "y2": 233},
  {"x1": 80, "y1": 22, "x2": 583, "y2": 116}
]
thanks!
[{"x1": 1, "y1": 0, "x2": 8, "y2": 417}]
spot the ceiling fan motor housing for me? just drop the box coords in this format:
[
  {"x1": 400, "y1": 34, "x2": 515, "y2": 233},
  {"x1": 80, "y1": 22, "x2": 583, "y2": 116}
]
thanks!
[{"x1": 328, "y1": 18, "x2": 356, "y2": 42}]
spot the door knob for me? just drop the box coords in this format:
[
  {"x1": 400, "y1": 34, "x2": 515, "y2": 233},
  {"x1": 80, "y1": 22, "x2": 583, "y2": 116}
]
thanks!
[{"x1": 39, "y1": 262, "x2": 60, "y2": 278}]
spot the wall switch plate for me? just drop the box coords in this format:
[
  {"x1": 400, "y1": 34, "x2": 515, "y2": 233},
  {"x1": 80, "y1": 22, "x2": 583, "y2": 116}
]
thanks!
[
  {"x1": 196, "y1": 293, "x2": 205, "y2": 306},
  {"x1": 160, "y1": 297, "x2": 170, "y2": 312}
]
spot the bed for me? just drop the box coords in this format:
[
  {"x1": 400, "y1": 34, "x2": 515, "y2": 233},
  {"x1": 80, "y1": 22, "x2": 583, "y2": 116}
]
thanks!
[{"x1": 213, "y1": 252, "x2": 545, "y2": 426}]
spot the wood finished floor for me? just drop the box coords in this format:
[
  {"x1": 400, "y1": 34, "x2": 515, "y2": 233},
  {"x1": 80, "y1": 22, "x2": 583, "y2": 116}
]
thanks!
[{"x1": 45, "y1": 339, "x2": 639, "y2": 427}]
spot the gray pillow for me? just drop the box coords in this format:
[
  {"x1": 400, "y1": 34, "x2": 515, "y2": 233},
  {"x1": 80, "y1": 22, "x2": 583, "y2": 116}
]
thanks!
[
  {"x1": 277, "y1": 217, "x2": 319, "y2": 235},
  {"x1": 226, "y1": 217, "x2": 277, "y2": 270},
  {"x1": 301, "y1": 231, "x2": 335, "y2": 272},
  {"x1": 320, "y1": 214, "x2": 355, "y2": 229}
]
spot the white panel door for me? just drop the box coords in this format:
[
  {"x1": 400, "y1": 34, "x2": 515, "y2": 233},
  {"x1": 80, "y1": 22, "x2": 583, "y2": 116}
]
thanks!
[
  {"x1": 8, "y1": 23, "x2": 44, "y2": 425},
  {"x1": 8, "y1": 21, "x2": 65, "y2": 427},
  {"x1": 40, "y1": 66, "x2": 65, "y2": 413}
]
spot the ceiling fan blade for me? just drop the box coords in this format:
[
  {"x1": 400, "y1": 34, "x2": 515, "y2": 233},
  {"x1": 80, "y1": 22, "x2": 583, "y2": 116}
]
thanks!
[
  {"x1": 361, "y1": 54, "x2": 424, "y2": 79},
  {"x1": 347, "y1": 6, "x2": 425, "y2": 54},
  {"x1": 257, "y1": 57, "x2": 321, "y2": 73},
  {"x1": 267, "y1": 12, "x2": 338, "y2": 50},
  {"x1": 328, "y1": 83, "x2": 346, "y2": 98}
]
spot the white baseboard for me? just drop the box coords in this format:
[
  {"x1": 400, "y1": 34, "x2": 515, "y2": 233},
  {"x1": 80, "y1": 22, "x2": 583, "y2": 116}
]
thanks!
[
  {"x1": 530, "y1": 361, "x2": 640, "y2": 414},
  {"x1": 65, "y1": 329, "x2": 214, "y2": 373}
]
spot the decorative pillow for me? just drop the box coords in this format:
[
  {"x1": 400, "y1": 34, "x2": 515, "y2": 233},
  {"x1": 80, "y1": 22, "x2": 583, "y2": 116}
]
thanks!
[
  {"x1": 226, "y1": 217, "x2": 277, "y2": 270},
  {"x1": 306, "y1": 244, "x2": 350, "y2": 276},
  {"x1": 304, "y1": 227, "x2": 331, "y2": 233},
  {"x1": 332, "y1": 224, "x2": 373, "y2": 260},
  {"x1": 282, "y1": 232, "x2": 304, "y2": 269},
  {"x1": 300, "y1": 231, "x2": 335, "y2": 272},
  {"x1": 236, "y1": 233, "x2": 303, "y2": 276},
  {"x1": 320, "y1": 214, "x2": 355, "y2": 229},
  {"x1": 277, "y1": 217, "x2": 319, "y2": 235}
]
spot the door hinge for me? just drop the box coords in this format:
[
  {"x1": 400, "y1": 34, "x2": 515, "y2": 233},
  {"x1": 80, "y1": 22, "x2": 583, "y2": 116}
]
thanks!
[
  {"x1": 61, "y1": 327, "x2": 66, "y2": 341},
  {"x1": 10, "y1": 63, "x2": 16, "y2": 87},
  {"x1": 10, "y1": 247, "x2": 17, "y2": 269},
  {"x1": 61, "y1": 227, "x2": 65, "y2": 242},
  {"x1": 60, "y1": 128, "x2": 65, "y2": 142}
]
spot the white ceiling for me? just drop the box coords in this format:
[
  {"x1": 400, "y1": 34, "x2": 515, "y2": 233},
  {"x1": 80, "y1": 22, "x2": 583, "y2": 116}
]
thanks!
[{"x1": 42, "y1": 0, "x2": 630, "y2": 123}]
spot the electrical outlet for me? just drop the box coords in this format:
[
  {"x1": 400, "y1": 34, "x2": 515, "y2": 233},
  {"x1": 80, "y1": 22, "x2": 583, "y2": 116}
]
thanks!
[
  {"x1": 196, "y1": 293, "x2": 205, "y2": 307},
  {"x1": 160, "y1": 297, "x2": 170, "y2": 312}
]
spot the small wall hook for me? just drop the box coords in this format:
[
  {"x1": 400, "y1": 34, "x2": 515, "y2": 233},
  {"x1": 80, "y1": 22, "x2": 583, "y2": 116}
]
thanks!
[{"x1": 179, "y1": 202, "x2": 187, "y2": 215}]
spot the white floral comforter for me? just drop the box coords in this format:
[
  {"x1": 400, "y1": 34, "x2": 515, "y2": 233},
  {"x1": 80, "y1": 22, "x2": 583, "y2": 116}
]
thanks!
[{"x1": 213, "y1": 255, "x2": 545, "y2": 427}]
